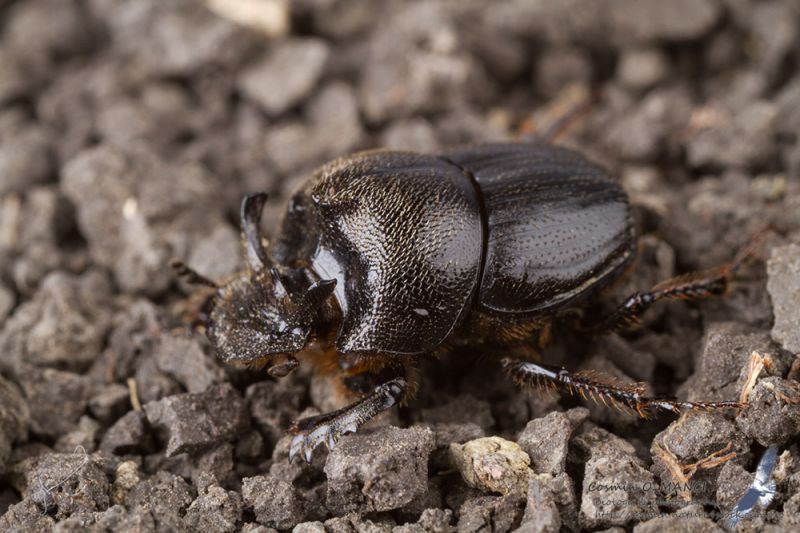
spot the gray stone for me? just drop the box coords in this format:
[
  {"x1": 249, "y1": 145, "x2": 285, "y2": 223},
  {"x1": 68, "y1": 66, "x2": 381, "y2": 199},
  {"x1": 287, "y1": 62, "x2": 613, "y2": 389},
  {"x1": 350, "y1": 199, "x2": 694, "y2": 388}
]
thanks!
[
  {"x1": 784, "y1": 492, "x2": 800, "y2": 530},
  {"x1": 99, "y1": 300, "x2": 161, "y2": 383},
  {"x1": 515, "y1": 474, "x2": 571, "y2": 533},
  {"x1": 121, "y1": 1, "x2": 259, "y2": 77},
  {"x1": 153, "y1": 333, "x2": 225, "y2": 394},
  {"x1": 604, "y1": 0, "x2": 721, "y2": 44},
  {"x1": 679, "y1": 322, "x2": 785, "y2": 404},
  {"x1": 380, "y1": 118, "x2": 440, "y2": 153},
  {"x1": 358, "y1": 2, "x2": 491, "y2": 123},
  {"x1": 713, "y1": 461, "x2": 752, "y2": 516},
  {"x1": 0, "y1": 375, "x2": 29, "y2": 474},
  {"x1": 54, "y1": 415, "x2": 100, "y2": 454},
  {"x1": 0, "y1": 49, "x2": 34, "y2": 105},
  {"x1": 575, "y1": 427, "x2": 658, "y2": 529},
  {"x1": 685, "y1": 100, "x2": 778, "y2": 170},
  {"x1": 393, "y1": 508, "x2": 454, "y2": 533},
  {"x1": 305, "y1": 82, "x2": 364, "y2": 159},
  {"x1": 517, "y1": 408, "x2": 588, "y2": 476},
  {"x1": 263, "y1": 121, "x2": 321, "y2": 175},
  {"x1": 5, "y1": 185, "x2": 76, "y2": 293},
  {"x1": 0, "y1": 126, "x2": 52, "y2": 195},
  {"x1": 293, "y1": 522, "x2": 326, "y2": 533},
  {"x1": 16, "y1": 451, "x2": 110, "y2": 520},
  {"x1": 88, "y1": 384, "x2": 131, "y2": 424},
  {"x1": 456, "y1": 492, "x2": 525, "y2": 533},
  {"x1": 737, "y1": 377, "x2": 800, "y2": 446},
  {"x1": 242, "y1": 474, "x2": 305, "y2": 530},
  {"x1": 52, "y1": 504, "x2": 156, "y2": 532},
  {"x1": 184, "y1": 485, "x2": 243, "y2": 533},
  {"x1": 14, "y1": 366, "x2": 93, "y2": 438},
  {"x1": 651, "y1": 411, "x2": 751, "y2": 502},
  {"x1": 238, "y1": 38, "x2": 330, "y2": 116},
  {"x1": 0, "y1": 498, "x2": 55, "y2": 532},
  {"x1": 185, "y1": 223, "x2": 243, "y2": 282},
  {"x1": 0, "y1": 283, "x2": 13, "y2": 324},
  {"x1": 144, "y1": 383, "x2": 248, "y2": 457},
  {"x1": 767, "y1": 244, "x2": 800, "y2": 353},
  {"x1": 134, "y1": 357, "x2": 182, "y2": 405},
  {"x1": 0, "y1": 270, "x2": 112, "y2": 372},
  {"x1": 486, "y1": 0, "x2": 720, "y2": 46},
  {"x1": 4, "y1": 0, "x2": 98, "y2": 63},
  {"x1": 617, "y1": 48, "x2": 670, "y2": 91},
  {"x1": 61, "y1": 145, "x2": 224, "y2": 295},
  {"x1": 100, "y1": 411, "x2": 147, "y2": 455},
  {"x1": 632, "y1": 506, "x2": 724, "y2": 532},
  {"x1": 125, "y1": 471, "x2": 193, "y2": 532},
  {"x1": 246, "y1": 379, "x2": 304, "y2": 449},
  {"x1": 191, "y1": 443, "x2": 234, "y2": 492},
  {"x1": 534, "y1": 46, "x2": 592, "y2": 98},
  {"x1": 325, "y1": 426, "x2": 435, "y2": 514}
]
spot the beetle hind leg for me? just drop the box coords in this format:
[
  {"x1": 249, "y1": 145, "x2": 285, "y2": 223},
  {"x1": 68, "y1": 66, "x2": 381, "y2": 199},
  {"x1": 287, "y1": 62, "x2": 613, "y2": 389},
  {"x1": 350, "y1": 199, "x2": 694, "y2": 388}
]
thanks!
[
  {"x1": 583, "y1": 229, "x2": 769, "y2": 334},
  {"x1": 502, "y1": 358, "x2": 741, "y2": 417},
  {"x1": 288, "y1": 377, "x2": 406, "y2": 463}
]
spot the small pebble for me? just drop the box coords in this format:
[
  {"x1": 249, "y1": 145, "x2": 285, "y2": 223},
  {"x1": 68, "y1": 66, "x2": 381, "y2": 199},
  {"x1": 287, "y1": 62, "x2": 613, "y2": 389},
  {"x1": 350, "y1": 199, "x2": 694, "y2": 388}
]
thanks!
[
  {"x1": 449, "y1": 436, "x2": 531, "y2": 495},
  {"x1": 143, "y1": 383, "x2": 248, "y2": 457}
]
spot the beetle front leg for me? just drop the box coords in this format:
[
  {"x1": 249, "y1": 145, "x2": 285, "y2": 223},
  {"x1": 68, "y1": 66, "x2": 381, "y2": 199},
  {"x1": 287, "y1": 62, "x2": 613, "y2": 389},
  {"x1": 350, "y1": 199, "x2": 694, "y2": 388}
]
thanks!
[
  {"x1": 502, "y1": 358, "x2": 741, "y2": 417},
  {"x1": 288, "y1": 378, "x2": 406, "y2": 463}
]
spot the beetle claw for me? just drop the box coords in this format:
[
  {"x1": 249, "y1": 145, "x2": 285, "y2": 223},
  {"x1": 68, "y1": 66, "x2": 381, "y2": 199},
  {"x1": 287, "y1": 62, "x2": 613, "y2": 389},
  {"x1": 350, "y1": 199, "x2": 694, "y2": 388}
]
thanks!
[
  {"x1": 287, "y1": 378, "x2": 407, "y2": 464},
  {"x1": 288, "y1": 423, "x2": 337, "y2": 464}
]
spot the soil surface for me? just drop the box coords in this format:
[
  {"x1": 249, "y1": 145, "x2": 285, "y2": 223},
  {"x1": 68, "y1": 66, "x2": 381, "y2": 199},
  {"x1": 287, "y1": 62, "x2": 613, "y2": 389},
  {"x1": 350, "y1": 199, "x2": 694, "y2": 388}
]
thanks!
[{"x1": 1, "y1": 1, "x2": 800, "y2": 531}]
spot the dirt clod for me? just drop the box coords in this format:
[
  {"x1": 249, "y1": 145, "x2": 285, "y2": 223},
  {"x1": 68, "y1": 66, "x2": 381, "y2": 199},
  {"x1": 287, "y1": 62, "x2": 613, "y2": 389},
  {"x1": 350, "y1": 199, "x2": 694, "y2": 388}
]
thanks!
[
  {"x1": 575, "y1": 427, "x2": 659, "y2": 529},
  {"x1": 325, "y1": 426, "x2": 435, "y2": 514},
  {"x1": 0, "y1": 0, "x2": 799, "y2": 529},
  {"x1": 737, "y1": 377, "x2": 800, "y2": 446},
  {"x1": 767, "y1": 244, "x2": 800, "y2": 353},
  {"x1": 242, "y1": 474, "x2": 305, "y2": 530},
  {"x1": 143, "y1": 383, "x2": 248, "y2": 457}
]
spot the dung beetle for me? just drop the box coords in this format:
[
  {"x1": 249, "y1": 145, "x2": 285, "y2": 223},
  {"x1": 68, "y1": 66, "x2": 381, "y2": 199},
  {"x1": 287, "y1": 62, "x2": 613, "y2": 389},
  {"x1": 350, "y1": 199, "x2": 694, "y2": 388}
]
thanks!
[{"x1": 173, "y1": 141, "x2": 750, "y2": 463}]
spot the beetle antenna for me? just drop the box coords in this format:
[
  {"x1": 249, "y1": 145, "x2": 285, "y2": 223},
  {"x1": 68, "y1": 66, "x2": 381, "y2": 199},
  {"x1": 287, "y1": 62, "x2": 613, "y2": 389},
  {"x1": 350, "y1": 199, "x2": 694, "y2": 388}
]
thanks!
[
  {"x1": 170, "y1": 259, "x2": 218, "y2": 288},
  {"x1": 538, "y1": 85, "x2": 602, "y2": 143}
]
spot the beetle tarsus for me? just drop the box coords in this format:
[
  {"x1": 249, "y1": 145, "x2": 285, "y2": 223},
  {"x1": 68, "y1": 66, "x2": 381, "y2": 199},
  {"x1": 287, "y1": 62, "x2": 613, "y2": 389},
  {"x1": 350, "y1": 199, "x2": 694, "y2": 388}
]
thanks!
[
  {"x1": 502, "y1": 358, "x2": 743, "y2": 417},
  {"x1": 288, "y1": 377, "x2": 406, "y2": 463}
]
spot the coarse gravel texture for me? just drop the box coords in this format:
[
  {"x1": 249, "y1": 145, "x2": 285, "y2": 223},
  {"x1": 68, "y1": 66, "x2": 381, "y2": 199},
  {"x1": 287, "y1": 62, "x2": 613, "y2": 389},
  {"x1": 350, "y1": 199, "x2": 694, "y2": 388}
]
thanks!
[{"x1": 1, "y1": 0, "x2": 800, "y2": 531}]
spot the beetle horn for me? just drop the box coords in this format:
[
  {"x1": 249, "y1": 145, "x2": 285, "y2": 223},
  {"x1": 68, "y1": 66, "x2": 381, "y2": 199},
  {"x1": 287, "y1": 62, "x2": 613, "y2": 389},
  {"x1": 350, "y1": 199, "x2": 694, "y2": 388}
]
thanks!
[
  {"x1": 269, "y1": 267, "x2": 288, "y2": 298},
  {"x1": 301, "y1": 279, "x2": 337, "y2": 308},
  {"x1": 240, "y1": 193, "x2": 270, "y2": 272}
]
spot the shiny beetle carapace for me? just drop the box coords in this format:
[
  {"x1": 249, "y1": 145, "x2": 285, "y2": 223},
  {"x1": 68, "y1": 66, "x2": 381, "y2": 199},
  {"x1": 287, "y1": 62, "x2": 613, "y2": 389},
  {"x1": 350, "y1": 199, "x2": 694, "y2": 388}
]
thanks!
[{"x1": 173, "y1": 142, "x2": 749, "y2": 463}]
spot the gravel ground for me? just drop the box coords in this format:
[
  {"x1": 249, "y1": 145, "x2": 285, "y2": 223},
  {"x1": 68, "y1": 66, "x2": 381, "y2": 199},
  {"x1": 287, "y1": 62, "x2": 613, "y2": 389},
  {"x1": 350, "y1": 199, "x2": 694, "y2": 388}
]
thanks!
[{"x1": 1, "y1": 0, "x2": 800, "y2": 531}]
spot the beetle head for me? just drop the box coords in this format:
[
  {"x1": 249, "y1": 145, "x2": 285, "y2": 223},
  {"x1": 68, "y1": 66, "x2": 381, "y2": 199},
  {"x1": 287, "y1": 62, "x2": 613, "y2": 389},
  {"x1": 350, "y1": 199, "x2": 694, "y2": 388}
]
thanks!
[
  {"x1": 206, "y1": 269, "x2": 335, "y2": 366},
  {"x1": 205, "y1": 193, "x2": 336, "y2": 368}
]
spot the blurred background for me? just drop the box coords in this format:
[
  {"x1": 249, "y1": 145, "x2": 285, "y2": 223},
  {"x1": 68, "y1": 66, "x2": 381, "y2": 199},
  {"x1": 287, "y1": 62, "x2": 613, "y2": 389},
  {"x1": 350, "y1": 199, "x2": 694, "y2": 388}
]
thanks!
[
  {"x1": 0, "y1": 0, "x2": 798, "y2": 297},
  {"x1": 1, "y1": 1, "x2": 800, "y2": 531}
]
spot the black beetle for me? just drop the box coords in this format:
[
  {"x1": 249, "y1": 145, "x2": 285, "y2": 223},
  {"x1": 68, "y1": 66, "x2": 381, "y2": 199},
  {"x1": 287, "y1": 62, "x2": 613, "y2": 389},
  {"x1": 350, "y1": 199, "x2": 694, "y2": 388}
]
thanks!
[{"x1": 173, "y1": 141, "x2": 749, "y2": 463}]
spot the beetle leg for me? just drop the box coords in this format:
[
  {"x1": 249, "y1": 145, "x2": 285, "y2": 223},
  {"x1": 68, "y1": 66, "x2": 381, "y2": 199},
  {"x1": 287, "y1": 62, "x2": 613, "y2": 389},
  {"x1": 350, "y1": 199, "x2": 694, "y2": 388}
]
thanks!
[
  {"x1": 583, "y1": 230, "x2": 769, "y2": 334},
  {"x1": 288, "y1": 378, "x2": 406, "y2": 463},
  {"x1": 502, "y1": 358, "x2": 742, "y2": 418},
  {"x1": 170, "y1": 259, "x2": 218, "y2": 288}
]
